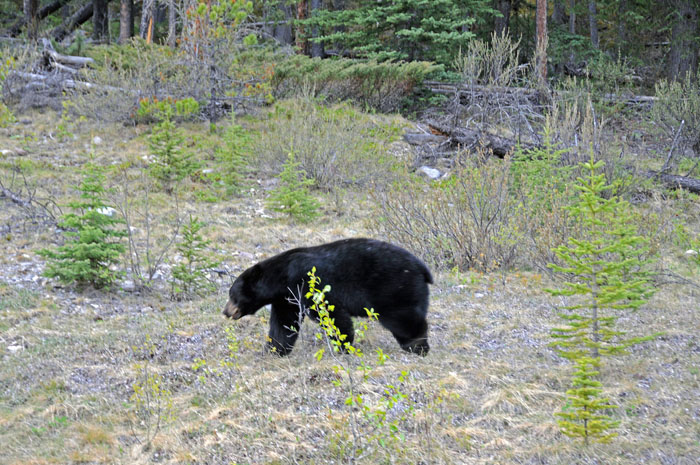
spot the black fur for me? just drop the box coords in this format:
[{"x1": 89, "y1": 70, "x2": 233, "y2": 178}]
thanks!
[{"x1": 224, "y1": 238, "x2": 432, "y2": 356}]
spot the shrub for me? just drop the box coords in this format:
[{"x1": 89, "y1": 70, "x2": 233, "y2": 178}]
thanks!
[
  {"x1": 38, "y1": 163, "x2": 126, "y2": 288},
  {"x1": 208, "y1": 113, "x2": 252, "y2": 198},
  {"x1": 303, "y1": 267, "x2": 413, "y2": 462},
  {"x1": 255, "y1": 98, "x2": 403, "y2": 192},
  {"x1": 372, "y1": 155, "x2": 523, "y2": 272},
  {"x1": 651, "y1": 69, "x2": 700, "y2": 162},
  {"x1": 271, "y1": 55, "x2": 438, "y2": 113}
]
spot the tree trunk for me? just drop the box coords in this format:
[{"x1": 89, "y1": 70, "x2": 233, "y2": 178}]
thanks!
[
  {"x1": 588, "y1": 0, "x2": 598, "y2": 49},
  {"x1": 669, "y1": 0, "x2": 699, "y2": 81},
  {"x1": 569, "y1": 0, "x2": 575, "y2": 34},
  {"x1": 273, "y1": 2, "x2": 294, "y2": 45},
  {"x1": 119, "y1": 0, "x2": 133, "y2": 43},
  {"x1": 296, "y1": 0, "x2": 307, "y2": 54},
  {"x1": 494, "y1": 0, "x2": 512, "y2": 36},
  {"x1": 617, "y1": 0, "x2": 627, "y2": 48},
  {"x1": 536, "y1": 0, "x2": 548, "y2": 84},
  {"x1": 52, "y1": 1, "x2": 94, "y2": 41},
  {"x1": 310, "y1": 0, "x2": 324, "y2": 57},
  {"x1": 552, "y1": 0, "x2": 566, "y2": 26},
  {"x1": 92, "y1": 0, "x2": 109, "y2": 42},
  {"x1": 140, "y1": 0, "x2": 155, "y2": 39},
  {"x1": 9, "y1": 0, "x2": 69, "y2": 37},
  {"x1": 167, "y1": 0, "x2": 176, "y2": 47},
  {"x1": 23, "y1": 0, "x2": 39, "y2": 40}
]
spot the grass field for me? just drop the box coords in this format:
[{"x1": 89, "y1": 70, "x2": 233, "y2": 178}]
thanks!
[{"x1": 1, "y1": 110, "x2": 699, "y2": 464}]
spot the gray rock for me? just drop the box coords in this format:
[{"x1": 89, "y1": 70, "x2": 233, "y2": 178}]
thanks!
[{"x1": 418, "y1": 166, "x2": 441, "y2": 180}]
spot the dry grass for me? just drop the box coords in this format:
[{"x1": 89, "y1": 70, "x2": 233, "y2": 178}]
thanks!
[{"x1": 0, "y1": 110, "x2": 699, "y2": 464}]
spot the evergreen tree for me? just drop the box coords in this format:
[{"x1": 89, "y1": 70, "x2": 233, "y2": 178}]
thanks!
[
  {"x1": 39, "y1": 163, "x2": 126, "y2": 288},
  {"x1": 547, "y1": 154, "x2": 657, "y2": 443},
  {"x1": 171, "y1": 215, "x2": 220, "y2": 300},
  {"x1": 302, "y1": 0, "x2": 497, "y2": 66},
  {"x1": 266, "y1": 151, "x2": 320, "y2": 223}
]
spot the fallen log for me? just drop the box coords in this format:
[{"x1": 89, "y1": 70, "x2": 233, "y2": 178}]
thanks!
[
  {"x1": 6, "y1": 0, "x2": 72, "y2": 37},
  {"x1": 424, "y1": 118, "x2": 539, "y2": 157},
  {"x1": 51, "y1": 1, "x2": 93, "y2": 42},
  {"x1": 648, "y1": 171, "x2": 700, "y2": 194}
]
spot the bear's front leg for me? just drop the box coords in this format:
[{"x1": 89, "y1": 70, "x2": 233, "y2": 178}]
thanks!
[{"x1": 267, "y1": 302, "x2": 303, "y2": 356}]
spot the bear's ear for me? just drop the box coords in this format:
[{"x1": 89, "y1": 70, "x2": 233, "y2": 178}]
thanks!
[{"x1": 246, "y1": 264, "x2": 263, "y2": 282}]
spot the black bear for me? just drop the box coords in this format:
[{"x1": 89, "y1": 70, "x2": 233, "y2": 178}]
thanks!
[{"x1": 223, "y1": 238, "x2": 432, "y2": 356}]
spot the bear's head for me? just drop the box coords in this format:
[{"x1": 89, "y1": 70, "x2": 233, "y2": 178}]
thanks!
[{"x1": 223, "y1": 264, "x2": 263, "y2": 319}]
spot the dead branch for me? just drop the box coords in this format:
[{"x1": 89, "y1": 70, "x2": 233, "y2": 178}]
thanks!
[{"x1": 648, "y1": 171, "x2": 700, "y2": 194}]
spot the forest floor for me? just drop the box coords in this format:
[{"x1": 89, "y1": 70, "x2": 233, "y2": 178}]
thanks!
[{"x1": 0, "y1": 110, "x2": 699, "y2": 464}]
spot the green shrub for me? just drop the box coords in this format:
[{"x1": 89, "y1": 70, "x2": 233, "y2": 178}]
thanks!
[
  {"x1": 256, "y1": 98, "x2": 403, "y2": 192},
  {"x1": 271, "y1": 55, "x2": 438, "y2": 112},
  {"x1": 266, "y1": 151, "x2": 320, "y2": 223},
  {"x1": 38, "y1": 163, "x2": 126, "y2": 288},
  {"x1": 305, "y1": 267, "x2": 413, "y2": 462},
  {"x1": 208, "y1": 113, "x2": 252, "y2": 197}
]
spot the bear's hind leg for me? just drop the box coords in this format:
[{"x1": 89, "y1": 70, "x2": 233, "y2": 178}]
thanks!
[{"x1": 268, "y1": 303, "x2": 304, "y2": 356}]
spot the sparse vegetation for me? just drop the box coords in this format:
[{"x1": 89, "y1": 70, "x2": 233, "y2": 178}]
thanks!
[{"x1": 265, "y1": 151, "x2": 320, "y2": 223}]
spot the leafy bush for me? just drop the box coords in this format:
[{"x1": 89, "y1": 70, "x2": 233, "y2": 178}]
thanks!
[
  {"x1": 255, "y1": 98, "x2": 403, "y2": 192},
  {"x1": 304, "y1": 267, "x2": 413, "y2": 462},
  {"x1": 271, "y1": 55, "x2": 438, "y2": 112},
  {"x1": 38, "y1": 163, "x2": 126, "y2": 288}
]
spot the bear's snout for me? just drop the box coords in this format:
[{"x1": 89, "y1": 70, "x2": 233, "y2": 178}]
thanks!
[{"x1": 223, "y1": 299, "x2": 243, "y2": 319}]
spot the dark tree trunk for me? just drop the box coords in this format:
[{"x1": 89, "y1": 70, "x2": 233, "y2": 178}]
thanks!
[
  {"x1": 9, "y1": 0, "x2": 70, "y2": 37},
  {"x1": 119, "y1": 0, "x2": 134, "y2": 43},
  {"x1": 273, "y1": 2, "x2": 294, "y2": 45},
  {"x1": 569, "y1": 0, "x2": 575, "y2": 34},
  {"x1": 536, "y1": 0, "x2": 548, "y2": 83},
  {"x1": 310, "y1": 0, "x2": 324, "y2": 57},
  {"x1": 618, "y1": 0, "x2": 627, "y2": 47},
  {"x1": 92, "y1": 0, "x2": 109, "y2": 42},
  {"x1": 552, "y1": 0, "x2": 566, "y2": 26},
  {"x1": 52, "y1": 1, "x2": 94, "y2": 41},
  {"x1": 669, "y1": 0, "x2": 699, "y2": 81},
  {"x1": 588, "y1": 0, "x2": 598, "y2": 48},
  {"x1": 24, "y1": 0, "x2": 39, "y2": 40},
  {"x1": 494, "y1": 0, "x2": 512, "y2": 36}
]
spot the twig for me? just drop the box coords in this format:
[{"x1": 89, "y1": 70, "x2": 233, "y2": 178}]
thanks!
[{"x1": 662, "y1": 120, "x2": 685, "y2": 173}]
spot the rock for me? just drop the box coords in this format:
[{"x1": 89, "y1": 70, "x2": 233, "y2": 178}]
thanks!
[
  {"x1": 418, "y1": 166, "x2": 441, "y2": 180},
  {"x1": 92, "y1": 136, "x2": 103, "y2": 145},
  {"x1": 122, "y1": 281, "x2": 136, "y2": 292},
  {"x1": 0, "y1": 149, "x2": 14, "y2": 156},
  {"x1": 96, "y1": 207, "x2": 117, "y2": 216},
  {"x1": 8, "y1": 345, "x2": 23, "y2": 353}
]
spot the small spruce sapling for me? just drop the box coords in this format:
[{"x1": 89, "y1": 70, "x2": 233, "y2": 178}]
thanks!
[
  {"x1": 148, "y1": 105, "x2": 199, "y2": 194},
  {"x1": 39, "y1": 163, "x2": 126, "y2": 288},
  {"x1": 547, "y1": 154, "x2": 657, "y2": 444},
  {"x1": 212, "y1": 113, "x2": 251, "y2": 196},
  {"x1": 266, "y1": 151, "x2": 320, "y2": 222},
  {"x1": 171, "y1": 215, "x2": 220, "y2": 300}
]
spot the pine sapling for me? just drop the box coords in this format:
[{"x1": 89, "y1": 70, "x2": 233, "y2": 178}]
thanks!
[
  {"x1": 171, "y1": 215, "x2": 220, "y2": 300},
  {"x1": 266, "y1": 151, "x2": 320, "y2": 222},
  {"x1": 39, "y1": 163, "x2": 126, "y2": 288},
  {"x1": 547, "y1": 154, "x2": 657, "y2": 443},
  {"x1": 148, "y1": 106, "x2": 199, "y2": 194}
]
